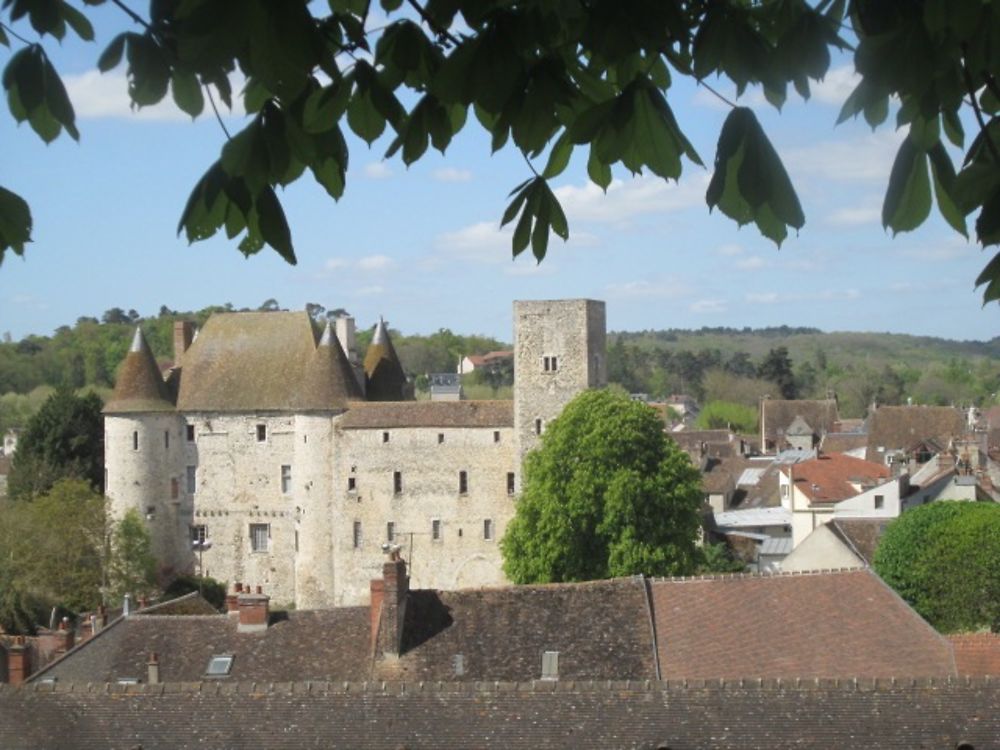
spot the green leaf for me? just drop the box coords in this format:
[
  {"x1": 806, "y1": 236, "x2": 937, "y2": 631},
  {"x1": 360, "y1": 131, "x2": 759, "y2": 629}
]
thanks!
[
  {"x1": 171, "y1": 70, "x2": 204, "y2": 118},
  {"x1": 347, "y1": 88, "x2": 386, "y2": 144},
  {"x1": 125, "y1": 34, "x2": 170, "y2": 107},
  {"x1": 882, "y1": 139, "x2": 931, "y2": 234},
  {"x1": 41, "y1": 54, "x2": 78, "y2": 140},
  {"x1": 974, "y1": 251, "x2": 1000, "y2": 304},
  {"x1": 61, "y1": 2, "x2": 95, "y2": 41},
  {"x1": 256, "y1": 186, "x2": 296, "y2": 264},
  {"x1": 0, "y1": 186, "x2": 33, "y2": 260},
  {"x1": 98, "y1": 33, "x2": 127, "y2": 72},
  {"x1": 303, "y1": 80, "x2": 351, "y2": 134},
  {"x1": 953, "y1": 162, "x2": 1000, "y2": 214},
  {"x1": 543, "y1": 132, "x2": 573, "y2": 179},
  {"x1": 632, "y1": 86, "x2": 681, "y2": 180},
  {"x1": 942, "y1": 109, "x2": 964, "y2": 148},
  {"x1": 927, "y1": 143, "x2": 967, "y2": 236},
  {"x1": 0, "y1": 24, "x2": 8, "y2": 47},
  {"x1": 587, "y1": 147, "x2": 612, "y2": 190}
]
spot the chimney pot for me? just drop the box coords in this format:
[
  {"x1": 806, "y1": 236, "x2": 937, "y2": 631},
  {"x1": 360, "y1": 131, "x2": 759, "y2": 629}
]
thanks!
[
  {"x1": 7, "y1": 637, "x2": 30, "y2": 685},
  {"x1": 371, "y1": 554, "x2": 409, "y2": 658},
  {"x1": 147, "y1": 652, "x2": 160, "y2": 685},
  {"x1": 236, "y1": 590, "x2": 270, "y2": 634},
  {"x1": 173, "y1": 321, "x2": 195, "y2": 361}
]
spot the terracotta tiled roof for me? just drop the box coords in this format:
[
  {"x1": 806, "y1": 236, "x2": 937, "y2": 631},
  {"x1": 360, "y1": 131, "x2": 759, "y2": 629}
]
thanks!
[
  {"x1": 649, "y1": 569, "x2": 956, "y2": 680},
  {"x1": 948, "y1": 633, "x2": 1000, "y2": 676},
  {"x1": 104, "y1": 328, "x2": 175, "y2": 414},
  {"x1": 339, "y1": 400, "x2": 512, "y2": 429},
  {"x1": 783, "y1": 451, "x2": 890, "y2": 503},
  {"x1": 761, "y1": 399, "x2": 839, "y2": 442},
  {"x1": 866, "y1": 405, "x2": 966, "y2": 461},
  {"x1": 4, "y1": 679, "x2": 997, "y2": 749}
]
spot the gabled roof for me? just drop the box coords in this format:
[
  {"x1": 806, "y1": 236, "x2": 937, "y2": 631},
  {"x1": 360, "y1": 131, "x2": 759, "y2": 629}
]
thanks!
[
  {"x1": 825, "y1": 518, "x2": 888, "y2": 564},
  {"x1": 363, "y1": 318, "x2": 408, "y2": 401},
  {"x1": 175, "y1": 312, "x2": 325, "y2": 412},
  {"x1": 866, "y1": 405, "x2": 966, "y2": 461},
  {"x1": 649, "y1": 569, "x2": 956, "y2": 680},
  {"x1": 783, "y1": 451, "x2": 890, "y2": 503},
  {"x1": 104, "y1": 328, "x2": 175, "y2": 414},
  {"x1": 339, "y1": 400, "x2": 512, "y2": 429},
  {"x1": 948, "y1": 633, "x2": 1000, "y2": 676},
  {"x1": 786, "y1": 414, "x2": 814, "y2": 436},
  {"x1": 761, "y1": 399, "x2": 839, "y2": 441}
]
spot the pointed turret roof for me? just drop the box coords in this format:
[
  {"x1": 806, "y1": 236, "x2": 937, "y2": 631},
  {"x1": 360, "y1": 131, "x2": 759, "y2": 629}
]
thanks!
[
  {"x1": 297, "y1": 322, "x2": 364, "y2": 409},
  {"x1": 104, "y1": 328, "x2": 175, "y2": 413},
  {"x1": 363, "y1": 317, "x2": 408, "y2": 401}
]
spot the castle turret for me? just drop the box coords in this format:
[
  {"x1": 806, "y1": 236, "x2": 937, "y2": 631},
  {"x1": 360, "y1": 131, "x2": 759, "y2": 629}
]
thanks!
[
  {"x1": 363, "y1": 318, "x2": 410, "y2": 401},
  {"x1": 104, "y1": 328, "x2": 187, "y2": 573},
  {"x1": 513, "y1": 300, "x2": 607, "y2": 463},
  {"x1": 294, "y1": 323, "x2": 362, "y2": 608}
]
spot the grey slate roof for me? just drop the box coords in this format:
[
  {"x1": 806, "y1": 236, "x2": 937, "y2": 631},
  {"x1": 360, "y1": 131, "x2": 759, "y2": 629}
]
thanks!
[
  {"x1": 104, "y1": 328, "x2": 175, "y2": 414},
  {"x1": 2, "y1": 678, "x2": 997, "y2": 750},
  {"x1": 866, "y1": 405, "x2": 967, "y2": 462},
  {"x1": 340, "y1": 400, "x2": 513, "y2": 429}
]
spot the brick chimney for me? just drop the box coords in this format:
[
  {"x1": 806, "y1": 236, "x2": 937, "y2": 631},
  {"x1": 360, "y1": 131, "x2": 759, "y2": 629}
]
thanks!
[
  {"x1": 225, "y1": 582, "x2": 243, "y2": 616},
  {"x1": 236, "y1": 586, "x2": 269, "y2": 634},
  {"x1": 7, "y1": 637, "x2": 30, "y2": 685},
  {"x1": 146, "y1": 652, "x2": 160, "y2": 685},
  {"x1": 54, "y1": 617, "x2": 74, "y2": 655},
  {"x1": 370, "y1": 549, "x2": 409, "y2": 658},
  {"x1": 173, "y1": 321, "x2": 195, "y2": 361}
]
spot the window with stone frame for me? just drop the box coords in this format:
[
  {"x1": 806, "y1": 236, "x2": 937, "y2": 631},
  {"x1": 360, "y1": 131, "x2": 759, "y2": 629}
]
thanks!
[{"x1": 250, "y1": 523, "x2": 269, "y2": 552}]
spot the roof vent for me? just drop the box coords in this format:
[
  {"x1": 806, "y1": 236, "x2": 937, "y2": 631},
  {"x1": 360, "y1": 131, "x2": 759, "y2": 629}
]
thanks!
[{"x1": 541, "y1": 650, "x2": 559, "y2": 680}]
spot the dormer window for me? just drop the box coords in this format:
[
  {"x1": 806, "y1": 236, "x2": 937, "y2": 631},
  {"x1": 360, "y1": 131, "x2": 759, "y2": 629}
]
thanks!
[{"x1": 205, "y1": 654, "x2": 234, "y2": 677}]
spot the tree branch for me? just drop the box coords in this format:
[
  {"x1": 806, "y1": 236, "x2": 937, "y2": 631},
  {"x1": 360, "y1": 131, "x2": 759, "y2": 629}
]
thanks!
[
  {"x1": 962, "y1": 43, "x2": 1000, "y2": 163},
  {"x1": 1, "y1": 21, "x2": 32, "y2": 46},
  {"x1": 204, "y1": 85, "x2": 232, "y2": 140},
  {"x1": 110, "y1": 0, "x2": 152, "y2": 32},
  {"x1": 697, "y1": 79, "x2": 737, "y2": 109},
  {"x1": 405, "y1": 0, "x2": 460, "y2": 47}
]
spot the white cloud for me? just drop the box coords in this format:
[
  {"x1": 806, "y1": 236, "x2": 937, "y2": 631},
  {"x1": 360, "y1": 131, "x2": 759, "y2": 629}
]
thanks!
[
  {"x1": 605, "y1": 278, "x2": 692, "y2": 300},
  {"x1": 717, "y1": 243, "x2": 744, "y2": 257},
  {"x1": 811, "y1": 65, "x2": 861, "y2": 106},
  {"x1": 736, "y1": 255, "x2": 767, "y2": 270},
  {"x1": 896, "y1": 237, "x2": 973, "y2": 262},
  {"x1": 324, "y1": 258, "x2": 349, "y2": 271},
  {"x1": 357, "y1": 254, "x2": 394, "y2": 271},
  {"x1": 690, "y1": 298, "x2": 728, "y2": 314},
  {"x1": 433, "y1": 167, "x2": 473, "y2": 183},
  {"x1": 825, "y1": 205, "x2": 882, "y2": 227},
  {"x1": 553, "y1": 173, "x2": 708, "y2": 225},
  {"x1": 786, "y1": 131, "x2": 903, "y2": 184},
  {"x1": 355, "y1": 285, "x2": 385, "y2": 296},
  {"x1": 746, "y1": 292, "x2": 779, "y2": 304},
  {"x1": 64, "y1": 69, "x2": 246, "y2": 122},
  {"x1": 363, "y1": 162, "x2": 393, "y2": 179}
]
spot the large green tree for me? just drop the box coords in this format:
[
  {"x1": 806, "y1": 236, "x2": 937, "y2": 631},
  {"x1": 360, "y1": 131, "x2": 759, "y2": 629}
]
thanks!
[
  {"x1": 7, "y1": 388, "x2": 104, "y2": 500},
  {"x1": 1, "y1": 2, "x2": 999, "y2": 300},
  {"x1": 873, "y1": 501, "x2": 1000, "y2": 633},
  {"x1": 501, "y1": 388, "x2": 703, "y2": 583}
]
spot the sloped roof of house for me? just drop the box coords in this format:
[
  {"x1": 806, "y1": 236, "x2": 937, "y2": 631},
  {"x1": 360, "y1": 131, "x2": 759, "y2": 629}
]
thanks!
[
  {"x1": 761, "y1": 399, "x2": 839, "y2": 441},
  {"x1": 701, "y1": 456, "x2": 752, "y2": 495},
  {"x1": 783, "y1": 452, "x2": 890, "y2": 503},
  {"x1": 649, "y1": 569, "x2": 956, "y2": 680},
  {"x1": 3, "y1": 679, "x2": 997, "y2": 750},
  {"x1": 821, "y1": 431, "x2": 869, "y2": 454},
  {"x1": 104, "y1": 328, "x2": 176, "y2": 414},
  {"x1": 786, "y1": 414, "x2": 814, "y2": 436},
  {"x1": 825, "y1": 518, "x2": 889, "y2": 564},
  {"x1": 175, "y1": 312, "x2": 323, "y2": 412},
  {"x1": 339, "y1": 400, "x2": 512, "y2": 429},
  {"x1": 463, "y1": 350, "x2": 513, "y2": 367},
  {"x1": 948, "y1": 633, "x2": 1000, "y2": 676},
  {"x1": 866, "y1": 405, "x2": 966, "y2": 461},
  {"x1": 297, "y1": 322, "x2": 363, "y2": 409}
]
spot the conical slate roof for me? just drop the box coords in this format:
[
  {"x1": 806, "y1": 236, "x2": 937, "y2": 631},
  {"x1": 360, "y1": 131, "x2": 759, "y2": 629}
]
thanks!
[
  {"x1": 363, "y1": 317, "x2": 408, "y2": 401},
  {"x1": 297, "y1": 322, "x2": 364, "y2": 409},
  {"x1": 104, "y1": 328, "x2": 175, "y2": 413}
]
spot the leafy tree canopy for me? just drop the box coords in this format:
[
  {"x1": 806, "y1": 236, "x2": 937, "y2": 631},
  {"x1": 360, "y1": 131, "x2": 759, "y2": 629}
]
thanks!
[
  {"x1": 7, "y1": 388, "x2": 104, "y2": 500},
  {"x1": 501, "y1": 388, "x2": 704, "y2": 583},
  {"x1": 873, "y1": 501, "x2": 1000, "y2": 633},
  {"x1": 0, "y1": 1, "x2": 998, "y2": 299}
]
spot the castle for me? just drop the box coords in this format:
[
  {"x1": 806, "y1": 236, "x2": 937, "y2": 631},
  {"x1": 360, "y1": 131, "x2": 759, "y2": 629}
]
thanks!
[{"x1": 104, "y1": 300, "x2": 607, "y2": 607}]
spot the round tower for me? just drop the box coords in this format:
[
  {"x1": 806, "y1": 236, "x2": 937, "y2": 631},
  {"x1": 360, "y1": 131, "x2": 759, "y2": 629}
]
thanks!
[
  {"x1": 104, "y1": 328, "x2": 187, "y2": 575},
  {"x1": 293, "y1": 322, "x2": 363, "y2": 608},
  {"x1": 363, "y1": 317, "x2": 411, "y2": 400}
]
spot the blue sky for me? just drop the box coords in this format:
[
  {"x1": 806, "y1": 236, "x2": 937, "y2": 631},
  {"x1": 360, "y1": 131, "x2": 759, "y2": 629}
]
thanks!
[{"x1": 2, "y1": 6, "x2": 998, "y2": 343}]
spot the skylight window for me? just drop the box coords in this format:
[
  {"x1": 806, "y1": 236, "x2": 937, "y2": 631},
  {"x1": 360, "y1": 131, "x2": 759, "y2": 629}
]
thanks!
[{"x1": 205, "y1": 654, "x2": 234, "y2": 677}]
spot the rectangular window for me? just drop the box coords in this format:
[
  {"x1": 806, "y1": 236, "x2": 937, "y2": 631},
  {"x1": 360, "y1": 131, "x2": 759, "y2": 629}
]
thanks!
[
  {"x1": 551, "y1": 356, "x2": 558, "y2": 371},
  {"x1": 186, "y1": 465, "x2": 197, "y2": 494},
  {"x1": 132, "y1": 431, "x2": 139, "y2": 451},
  {"x1": 386, "y1": 521, "x2": 395, "y2": 542},
  {"x1": 205, "y1": 655, "x2": 233, "y2": 677},
  {"x1": 874, "y1": 494, "x2": 885, "y2": 510},
  {"x1": 281, "y1": 465, "x2": 292, "y2": 494},
  {"x1": 543, "y1": 356, "x2": 551, "y2": 371},
  {"x1": 256, "y1": 424, "x2": 267, "y2": 442},
  {"x1": 382, "y1": 431, "x2": 390, "y2": 443},
  {"x1": 190, "y1": 524, "x2": 207, "y2": 544},
  {"x1": 483, "y1": 518, "x2": 493, "y2": 540},
  {"x1": 438, "y1": 433, "x2": 445, "y2": 444},
  {"x1": 493, "y1": 430, "x2": 501, "y2": 444},
  {"x1": 393, "y1": 471, "x2": 402, "y2": 495},
  {"x1": 534, "y1": 418, "x2": 542, "y2": 436},
  {"x1": 507, "y1": 472, "x2": 516, "y2": 495},
  {"x1": 250, "y1": 523, "x2": 269, "y2": 552},
  {"x1": 352, "y1": 521, "x2": 362, "y2": 549},
  {"x1": 347, "y1": 476, "x2": 357, "y2": 492},
  {"x1": 459, "y1": 470, "x2": 468, "y2": 495},
  {"x1": 171, "y1": 477, "x2": 179, "y2": 500},
  {"x1": 164, "y1": 431, "x2": 170, "y2": 449},
  {"x1": 541, "y1": 650, "x2": 559, "y2": 680},
  {"x1": 186, "y1": 424, "x2": 195, "y2": 441},
  {"x1": 431, "y1": 519, "x2": 441, "y2": 541}
]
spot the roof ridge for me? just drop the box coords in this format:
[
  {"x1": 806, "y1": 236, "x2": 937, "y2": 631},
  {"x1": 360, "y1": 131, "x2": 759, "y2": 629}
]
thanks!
[{"x1": 649, "y1": 567, "x2": 866, "y2": 583}]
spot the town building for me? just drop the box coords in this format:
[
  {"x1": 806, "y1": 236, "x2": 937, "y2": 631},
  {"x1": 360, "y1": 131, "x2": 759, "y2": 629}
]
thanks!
[{"x1": 102, "y1": 299, "x2": 607, "y2": 609}]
